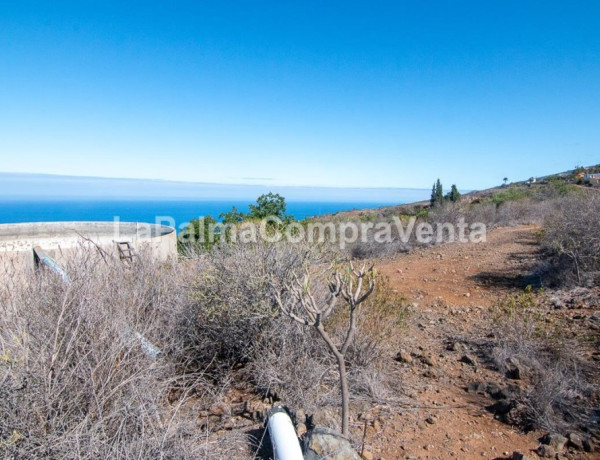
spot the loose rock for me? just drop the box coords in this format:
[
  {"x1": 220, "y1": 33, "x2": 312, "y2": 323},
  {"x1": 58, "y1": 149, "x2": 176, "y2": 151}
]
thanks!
[
  {"x1": 460, "y1": 354, "x2": 477, "y2": 366},
  {"x1": 395, "y1": 349, "x2": 413, "y2": 364},
  {"x1": 303, "y1": 428, "x2": 361, "y2": 460},
  {"x1": 536, "y1": 444, "x2": 556, "y2": 458},
  {"x1": 567, "y1": 432, "x2": 584, "y2": 450},
  {"x1": 542, "y1": 432, "x2": 567, "y2": 451}
]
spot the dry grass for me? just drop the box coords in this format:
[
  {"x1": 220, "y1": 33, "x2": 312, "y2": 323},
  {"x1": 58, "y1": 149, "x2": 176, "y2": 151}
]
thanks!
[
  {"x1": 0, "y1": 249, "x2": 248, "y2": 459},
  {"x1": 541, "y1": 193, "x2": 600, "y2": 286},
  {"x1": 490, "y1": 288, "x2": 597, "y2": 433}
]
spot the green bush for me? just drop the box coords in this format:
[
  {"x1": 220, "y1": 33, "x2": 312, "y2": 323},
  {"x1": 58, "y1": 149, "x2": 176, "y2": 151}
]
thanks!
[{"x1": 484, "y1": 186, "x2": 529, "y2": 206}]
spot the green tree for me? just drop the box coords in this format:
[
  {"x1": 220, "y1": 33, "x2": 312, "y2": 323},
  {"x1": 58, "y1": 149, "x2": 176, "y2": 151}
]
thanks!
[
  {"x1": 179, "y1": 215, "x2": 220, "y2": 252},
  {"x1": 445, "y1": 184, "x2": 461, "y2": 202},
  {"x1": 220, "y1": 206, "x2": 245, "y2": 224},
  {"x1": 249, "y1": 192, "x2": 288, "y2": 220},
  {"x1": 430, "y1": 179, "x2": 443, "y2": 207},
  {"x1": 218, "y1": 206, "x2": 245, "y2": 242}
]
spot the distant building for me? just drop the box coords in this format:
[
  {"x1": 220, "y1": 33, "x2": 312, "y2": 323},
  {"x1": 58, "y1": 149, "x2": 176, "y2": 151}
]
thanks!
[{"x1": 585, "y1": 173, "x2": 600, "y2": 182}]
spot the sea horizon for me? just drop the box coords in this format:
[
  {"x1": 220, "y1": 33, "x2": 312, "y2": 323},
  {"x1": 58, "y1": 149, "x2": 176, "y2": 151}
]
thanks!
[
  {"x1": 0, "y1": 197, "x2": 418, "y2": 232},
  {"x1": 0, "y1": 172, "x2": 431, "y2": 231}
]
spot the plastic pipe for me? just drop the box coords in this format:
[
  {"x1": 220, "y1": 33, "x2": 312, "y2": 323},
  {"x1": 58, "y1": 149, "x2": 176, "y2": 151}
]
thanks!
[
  {"x1": 33, "y1": 246, "x2": 71, "y2": 284},
  {"x1": 123, "y1": 327, "x2": 162, "y2": 358},
  {"x1": 267, "y1": 406, "x2": 303, "y2": 460}
]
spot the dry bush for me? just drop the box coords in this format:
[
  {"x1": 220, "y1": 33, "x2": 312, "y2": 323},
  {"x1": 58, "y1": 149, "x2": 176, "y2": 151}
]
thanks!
[
  {"x1": 344, "y1": 275, "x2": 408, "y2": 400},
  {"x1": 349, "y1": 236, "x2": 412, "y2": 260},
  {"x1": 465, "y1": 202, "x2": 498, "y2": 227},
  {"x1": 0, "y1": 250, "x2": 244, "y2": 459},
  {"x1": 251, "y1": 271, "x2": 407, "y2": 425},
  {"x1": 493, "y1": 199, "x2": 538, "y2": 226},
  {"x1": 427, "y1": 200, "x2": 467, "y2": 227},
  {"x1": 249, "y1": 317, "x2": 336, "y2": 415},
  {"x1": 492, "y1": 198, "x2": 561, "y2": 227},
  {"x1": 0, "y1": 236, "x2": 411, "y2": 457},
  {"x1": 490, "y1": 288, "x2": 596, "y2": 432},
  {"x1": 541, "y1": 193, "x2": 600, "y2": 286},
  {"x1": 178, "y1": 240, "x2": 327, "y2": 382},
  {"x1": 348, "y1": 216, "x2": 423, "y2": 260},
  {"x1": 435, "y1": 197, "x2": 552, "y2": 230}
]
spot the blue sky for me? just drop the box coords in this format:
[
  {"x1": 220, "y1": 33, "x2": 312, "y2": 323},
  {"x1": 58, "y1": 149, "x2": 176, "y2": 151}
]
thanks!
[{"x1": 0, "y1": 1, "x2": 598, "y2": 193}]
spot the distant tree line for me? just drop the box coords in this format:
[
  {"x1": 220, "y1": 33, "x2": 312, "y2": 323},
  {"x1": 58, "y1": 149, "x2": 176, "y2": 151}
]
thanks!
[
  {"x1": 179, "y1": 192, "x2": 293, "y2": 252},
  {"x1": 430, "y1": 179, "x2": 461, "y2": 207}
]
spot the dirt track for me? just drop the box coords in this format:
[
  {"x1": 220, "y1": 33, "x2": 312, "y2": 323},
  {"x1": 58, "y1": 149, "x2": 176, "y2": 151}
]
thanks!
[{"x1": 355, "y1": 226, "x2": 560, "y2": 459}]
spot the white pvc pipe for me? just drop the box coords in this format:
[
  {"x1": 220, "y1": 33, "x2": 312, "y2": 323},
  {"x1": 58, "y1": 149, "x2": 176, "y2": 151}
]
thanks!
[
  {"x1": 267, "y1": 406, "x2": 303, "y2": 460},
  {"x1": 33, "y1": 246, "x2": 71, "y2": 284}
]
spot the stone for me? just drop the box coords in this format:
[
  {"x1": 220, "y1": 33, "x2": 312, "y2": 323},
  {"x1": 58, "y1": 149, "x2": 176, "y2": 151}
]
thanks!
[
  {"x1": 422, "y1": 369, "x2": 438, "y2": 378},
  {"x1": 420, "y1": 354, "x2": 436, "y2": 366},
  {"x1": 583, "y1": 438, "x2": 595, "y2": 453},
  {"x1": 498, "y1": 385, "x2": 521, "y2": 400},
  {"x1": 488, "y1": 399, "x2": 514, "y2": 416},
  {"x1": 550, "y1": 296, "x2": 565, "y2": 309},
  {"x1": 303, "y1": 428, "x2": 361, "y2": 460},
  {"x1": 395, "y1": 350, "x2": 413, "y2": 364},
  {"x1": 466, "y1": 381, "x2": 487, "y2": 394},
  {"x1": 297, "y1": 422, "x2": 307, "y2": 437},
  {"x1": 542, "y1": 432, "x2": 568, "y2": 451},
  {"x1": 447, "y1": 341, "x2": 466, "y2": 352},
  {"x1": 536, "y1": 444, "x2": 556, "y2": 458},
  {"x1": 511, "y1": 452, "x2": 533, "y2": 460},
  {"x1": 486, "y1": 382, "x2": 503, "y2": 399},
  {"x1": 309, "y1": 408, "x2": 338, "y2": 427},
  {"x1": 506, "y1": 357, "x2": 523, "y2": 380},
  {"x1": 361, "y1": 451, "x2": 374, "y2": 460},
  {"x1": 567, "y1": 432, "x2": 584, "y2": 450},
  {"x1": 460, "y1": 354, "x2": 477, "y2": 366}
]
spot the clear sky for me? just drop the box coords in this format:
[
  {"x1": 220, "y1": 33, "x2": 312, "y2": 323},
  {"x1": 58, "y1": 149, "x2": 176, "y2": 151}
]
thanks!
[{"x1": 0, "y1": 1, "x2": 598, "y2": 192}]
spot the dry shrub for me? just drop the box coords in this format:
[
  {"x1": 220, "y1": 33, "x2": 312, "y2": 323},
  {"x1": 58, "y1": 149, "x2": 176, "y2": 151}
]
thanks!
[
  {"x1": 178, "y1": 240, "x2": 325, "y2": 383},
  {"x1": 0, "y1": 235, "x2": 412, "y2": 456},
  {"x1": 541, "y1": 193, "x2": 600, "y2": 286},
  {"x1": 250, "y1": 271, "x2": 408, "y2": 417},
  {"x1": 345, "y1": 275, "x2": 408, "y2": 400},
  {"x1": 349, "y1": 237, "x2": 411, "y2": 260},
  {"x1": 466, "y1": 202, "x2": 497, "y2": 227},
  {"x1": 433, "y1": 197, "x2": 553, "y2": 230},
  {"x1": 0, "y1": 249, "x2": 246, "y2": 459},
  {"x1": 348, "y1": 216, "x2": 422, "y2": 260},
  {"x1": 427, "y1": 201, "x2": 466, "y2": 227},
  {"x1": 344, "y1": 275, "x2": 407, "y2": 367},
  {"x1": 250, "y1": 318, "x2": 336, "y2": 415},
  {"x1": 490, "y1": 288, "x2": 596, "y2": 432},
  {"x1": 218, "y1": 263, "x2": 408, "y2": 437}
]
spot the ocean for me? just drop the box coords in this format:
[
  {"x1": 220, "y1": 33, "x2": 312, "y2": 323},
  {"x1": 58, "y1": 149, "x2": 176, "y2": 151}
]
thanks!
[{"x1": 0, "y1": 199, "x2": 401, "y2": 233}]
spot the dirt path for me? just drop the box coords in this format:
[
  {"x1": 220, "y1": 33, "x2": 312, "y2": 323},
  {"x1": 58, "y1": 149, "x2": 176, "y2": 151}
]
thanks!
[{"x1": 355, "y1": 226, "x2": 554, "y2": 459}]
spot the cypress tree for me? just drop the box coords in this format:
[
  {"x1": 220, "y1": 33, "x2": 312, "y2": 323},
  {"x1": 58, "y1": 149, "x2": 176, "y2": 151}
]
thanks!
[
  {"x1": 448, "y1": 184, "x2": 461, "y2": 202},
  {"x1": 431, "y1": 179, "x2": 444, "y2": 206},
  {"x1": 435, "y1": 179, "x2": 443, "y2": 204}
]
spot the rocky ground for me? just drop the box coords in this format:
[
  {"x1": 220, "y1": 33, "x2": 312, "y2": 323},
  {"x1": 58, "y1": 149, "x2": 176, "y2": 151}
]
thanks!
[
  {"x1": 202, "y1": 225, "x2": 600, "y2": 459},
  {"x1": 359, "y1": 225, "x2": 599, "y2": 459}
]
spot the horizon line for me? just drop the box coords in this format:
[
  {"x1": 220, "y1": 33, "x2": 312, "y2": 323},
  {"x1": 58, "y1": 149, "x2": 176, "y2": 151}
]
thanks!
[{"x1": 0, "y1": 171, "x2": 432, "y2": 192}]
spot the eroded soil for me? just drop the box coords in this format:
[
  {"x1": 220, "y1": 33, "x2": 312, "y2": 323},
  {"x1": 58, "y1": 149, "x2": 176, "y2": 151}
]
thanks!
[{"x1": 352, "y1": 225, "x2": 598, "y2": 459}]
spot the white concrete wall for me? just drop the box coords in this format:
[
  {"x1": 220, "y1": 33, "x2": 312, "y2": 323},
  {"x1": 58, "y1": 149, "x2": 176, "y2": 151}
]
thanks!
[{"x1": 0, "y1": 221, "x2": 177, "y2": 281}]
